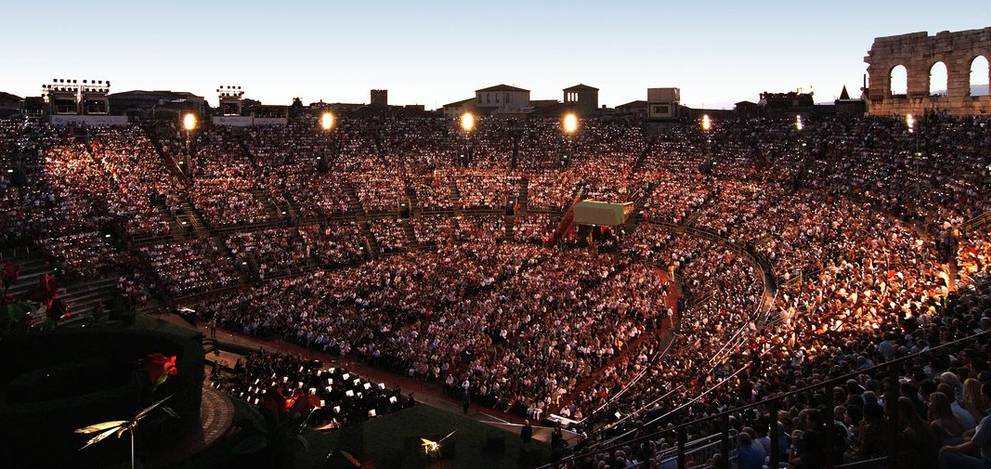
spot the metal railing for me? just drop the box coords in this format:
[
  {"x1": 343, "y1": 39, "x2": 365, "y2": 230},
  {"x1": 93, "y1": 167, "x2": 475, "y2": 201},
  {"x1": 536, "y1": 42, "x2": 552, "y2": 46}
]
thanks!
[{"x1": 965, "y1": 211, "x2": 991, "y2": 233}]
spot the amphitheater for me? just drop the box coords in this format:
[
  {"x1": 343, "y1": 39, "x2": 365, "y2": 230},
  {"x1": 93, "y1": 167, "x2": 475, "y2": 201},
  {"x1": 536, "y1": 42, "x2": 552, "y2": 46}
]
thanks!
[{"x1": 1, "y1": 110, "x2": 990, "y2": 468}]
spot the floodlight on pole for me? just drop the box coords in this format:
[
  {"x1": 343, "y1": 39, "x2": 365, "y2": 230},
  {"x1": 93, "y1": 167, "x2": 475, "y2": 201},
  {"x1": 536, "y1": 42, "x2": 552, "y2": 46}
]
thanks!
[
  {"x1": 320, "y1": 111, "x2": 336, "y2": 131},
  {"x1": 562, "y1": 113, "x2": 579, "y2": 135},
  {"x1": 460, "y1": 112, "x2": 475, "y2": 133},
  {"x1": 701, "y1": 114, "x2": 712, "y2": 132},
  {"x1": 182, "y1": 113, "x2": 198, "y2": 132},
  {"x1": 181, "y1": 113, "x2": 197, "y2": 175}
]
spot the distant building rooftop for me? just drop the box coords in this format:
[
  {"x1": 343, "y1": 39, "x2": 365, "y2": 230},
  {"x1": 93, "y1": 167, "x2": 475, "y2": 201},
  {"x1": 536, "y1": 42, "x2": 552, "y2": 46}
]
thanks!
[
  {"x1": 109, "y1": 90, "x2": 205, "y2": 101},
  {"x1": 563, "y1": 83, "x2": 599, "y2": 92},
  {"x1": 0, "y1": 91, "x2": 24, "y2": 104},
  {"x1": 443, "y1": 97, "x2": 475, "y2": 108},
  {"x1": 476, "y1": 84, "x2": 529, "y2": 93}
]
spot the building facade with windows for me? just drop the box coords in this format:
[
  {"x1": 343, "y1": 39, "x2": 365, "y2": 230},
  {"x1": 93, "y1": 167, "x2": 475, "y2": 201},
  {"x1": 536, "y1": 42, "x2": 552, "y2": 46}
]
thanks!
[{"x1": 475, "y1": 84, "x2": 530, "y2": 113}]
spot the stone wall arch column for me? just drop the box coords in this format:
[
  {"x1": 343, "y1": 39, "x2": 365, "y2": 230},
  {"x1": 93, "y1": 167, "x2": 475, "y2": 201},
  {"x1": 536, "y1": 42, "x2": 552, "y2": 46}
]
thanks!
[
  {"x1": 907, "y1": 58, "x2": 931, "y2": 98},
  {"x1": 947, "y1": 50, "x2": 973, "y2": 97},
  {"x1": 865, "y1": 27, "x2": 991, "y2": 115},
  {"x1": 865, "y1": 61, "x2": 891, "y2": 100}
]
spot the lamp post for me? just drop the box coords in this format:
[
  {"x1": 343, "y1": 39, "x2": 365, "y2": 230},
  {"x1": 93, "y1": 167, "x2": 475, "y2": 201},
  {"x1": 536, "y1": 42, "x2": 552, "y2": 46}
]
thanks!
[
  {"x1": 701, "y1": 113, "x2": 713, "y2": 173},
  {"x1": 459, "y1": 112, "x2": 475, "y2": 167},
  {"x1": 318, "y1": 110, "x2": 336, "y2": 173},
  {"x1": 561, "y1": 112, "x2": 578, "y2": 167},
  {"x1": 182, "y1": 113, "x2": 197, "y2": 176},
  {"x1": 320, "y1": 110, "x2": 335, "y2": 132}
]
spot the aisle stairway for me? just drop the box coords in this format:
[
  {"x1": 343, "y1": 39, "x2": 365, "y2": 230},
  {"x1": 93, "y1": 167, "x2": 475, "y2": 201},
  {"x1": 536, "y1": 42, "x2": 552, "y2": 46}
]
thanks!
[
  {"x1": 682, "y1": 190, "x2": 718, "y2": 227},
  {"x1": 402, "y1": 219, "x2": 419, "y2": 248},
  {"x1": 250, "y1": 188, "x2": 285, "y2": 222},
  {"x1": 405, "y1": 181, "x2": 420, "y2": 213},
  {"x1": 361, "y1": 222, "x2": 380, "y2": 257},
  {"x1": 141, "y1": 125, "x2": 190, "y2": 183},
  {"x1": 177, "y1": 202, "x2": 211, "y2": 239},
  {"x1": 449, "y1": 178, "x2": 462, "y2": 212},
  {"x1": 343, "y1": 181, "x2": 365, "y2": 214},
  {"x1": 0, "y1": 248, "x2": 122, "y2": 319},
  {"x1": 518, "y1": 177, "x2": 530, "y2": 211}
]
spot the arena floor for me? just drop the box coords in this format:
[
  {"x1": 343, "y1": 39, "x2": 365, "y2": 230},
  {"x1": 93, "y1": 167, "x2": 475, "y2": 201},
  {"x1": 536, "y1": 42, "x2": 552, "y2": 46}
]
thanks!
[{"x1": 151, "y1": 312, "x2": 581, "y2": 446}]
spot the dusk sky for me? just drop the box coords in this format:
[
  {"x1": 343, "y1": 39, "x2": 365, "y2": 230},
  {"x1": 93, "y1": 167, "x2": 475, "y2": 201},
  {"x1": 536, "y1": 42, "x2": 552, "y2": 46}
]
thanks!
[{"x1": 2, "y1": 1, "x2": 988, "y2": 109}]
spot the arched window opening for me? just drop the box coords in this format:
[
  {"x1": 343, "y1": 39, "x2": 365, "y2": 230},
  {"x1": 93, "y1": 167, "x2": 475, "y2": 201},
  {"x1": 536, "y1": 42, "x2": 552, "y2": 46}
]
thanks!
[
  {"x1": 971, "y1": 55, "x2": 990, "y2": 97},
  {"x1": 890, "y1": 65, "x2": 908, "y2": 96},
  {"x1": 929, "y1": 62, "x2": 948, "y2": 96}
]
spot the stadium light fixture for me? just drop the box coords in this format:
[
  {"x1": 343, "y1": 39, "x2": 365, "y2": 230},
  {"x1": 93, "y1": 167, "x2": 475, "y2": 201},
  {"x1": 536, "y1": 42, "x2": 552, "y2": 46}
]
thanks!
[
  {"x1": 460, "y1": 112, "x2": 475, "y2": 133},
  {"x1": 796, "y1": 115, "x2": 804, "y2": 131},
  {"x1": 320, "y1": 111, "x2": 336, "y2": 131},
  {"x1": 906, "y1": 114, "x2": 915, "y2": 133},
  {"x1": 701, "y1": 114, "x2": 712, "y2": 132},
  {"x1": 182, "y1": 113, "x2": 198, "y2": 132},
  {"x1": 562, "y1": 112, "x2": 579, "y2": 135}
]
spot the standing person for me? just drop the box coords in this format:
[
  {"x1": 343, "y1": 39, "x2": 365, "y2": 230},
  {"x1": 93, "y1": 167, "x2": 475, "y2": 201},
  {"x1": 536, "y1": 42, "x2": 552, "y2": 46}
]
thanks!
[
  {"x1": 461, "y1": 379, "x2": 471, "y2": 414},
  {"x1": 521, "y1": 420, "x2": 533, "y2": 444},
  {"x1": 551, "y1": 425, "x2": 566, "y2": 462}
]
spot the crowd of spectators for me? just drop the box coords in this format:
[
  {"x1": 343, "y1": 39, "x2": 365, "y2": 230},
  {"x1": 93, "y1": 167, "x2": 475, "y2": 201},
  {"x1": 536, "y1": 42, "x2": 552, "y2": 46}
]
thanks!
[
  {"x1": 89, "y1": 126, "x2": 184, "y2": 236},
  {"x1": 137, "y1": 239, "x2": 239, "y2": 297},
  {"x1": 36, "y1": 231, "x2": 120, "y2": 278},
  {"x1": 298, "y1": 222, "x2": 367, "y2": 266},
  {"x1": 1, "y1": 112, "x2": 989, "y2": 469},
  {"x1": 225, "y1": 227, "x2": 314, "y2": 279}
]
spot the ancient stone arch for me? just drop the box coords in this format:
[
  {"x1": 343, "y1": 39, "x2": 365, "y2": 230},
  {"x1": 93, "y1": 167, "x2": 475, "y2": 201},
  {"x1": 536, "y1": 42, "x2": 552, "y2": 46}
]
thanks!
[
  {"x1": 865, "y1": 27, "x2": 991, "y2": 115},
  {"x1": 929, "y1": 61, "x2": 948, "y2": 96},
  {"x1": 972, "y1": 55, "x2": 990, "y2": 96},
  {"x1": 889, "y1": 64, "x2": 908, "y2": 95}
]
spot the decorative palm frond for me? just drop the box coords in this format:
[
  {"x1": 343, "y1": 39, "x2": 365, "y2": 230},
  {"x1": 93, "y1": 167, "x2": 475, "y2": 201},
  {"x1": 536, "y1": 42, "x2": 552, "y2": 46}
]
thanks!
[
  {"x1": 134, "y1": 396, "x2": 172, "y2": 421},
  {"x1": 75, "y1": 420, "x2": 127, "y2": 435},
  {"x1": 74, "y1": 394, "x2": 176, "y2": 469},
  {"x1": 76, "y1": 395, "x2": 174, "y2": 452},
  {"x1": 438, "y1": 430, "x2": 456, "y2": 443},
  {"x1": 80, "y1": 426, "x2": 122, "y2": 450}
]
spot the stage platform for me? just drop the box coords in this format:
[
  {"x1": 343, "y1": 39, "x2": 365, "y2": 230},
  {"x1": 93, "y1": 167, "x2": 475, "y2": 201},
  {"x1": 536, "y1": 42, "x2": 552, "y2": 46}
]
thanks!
[{"x1": 145, "y1": 385, "x2": 235, "y2": 468}]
